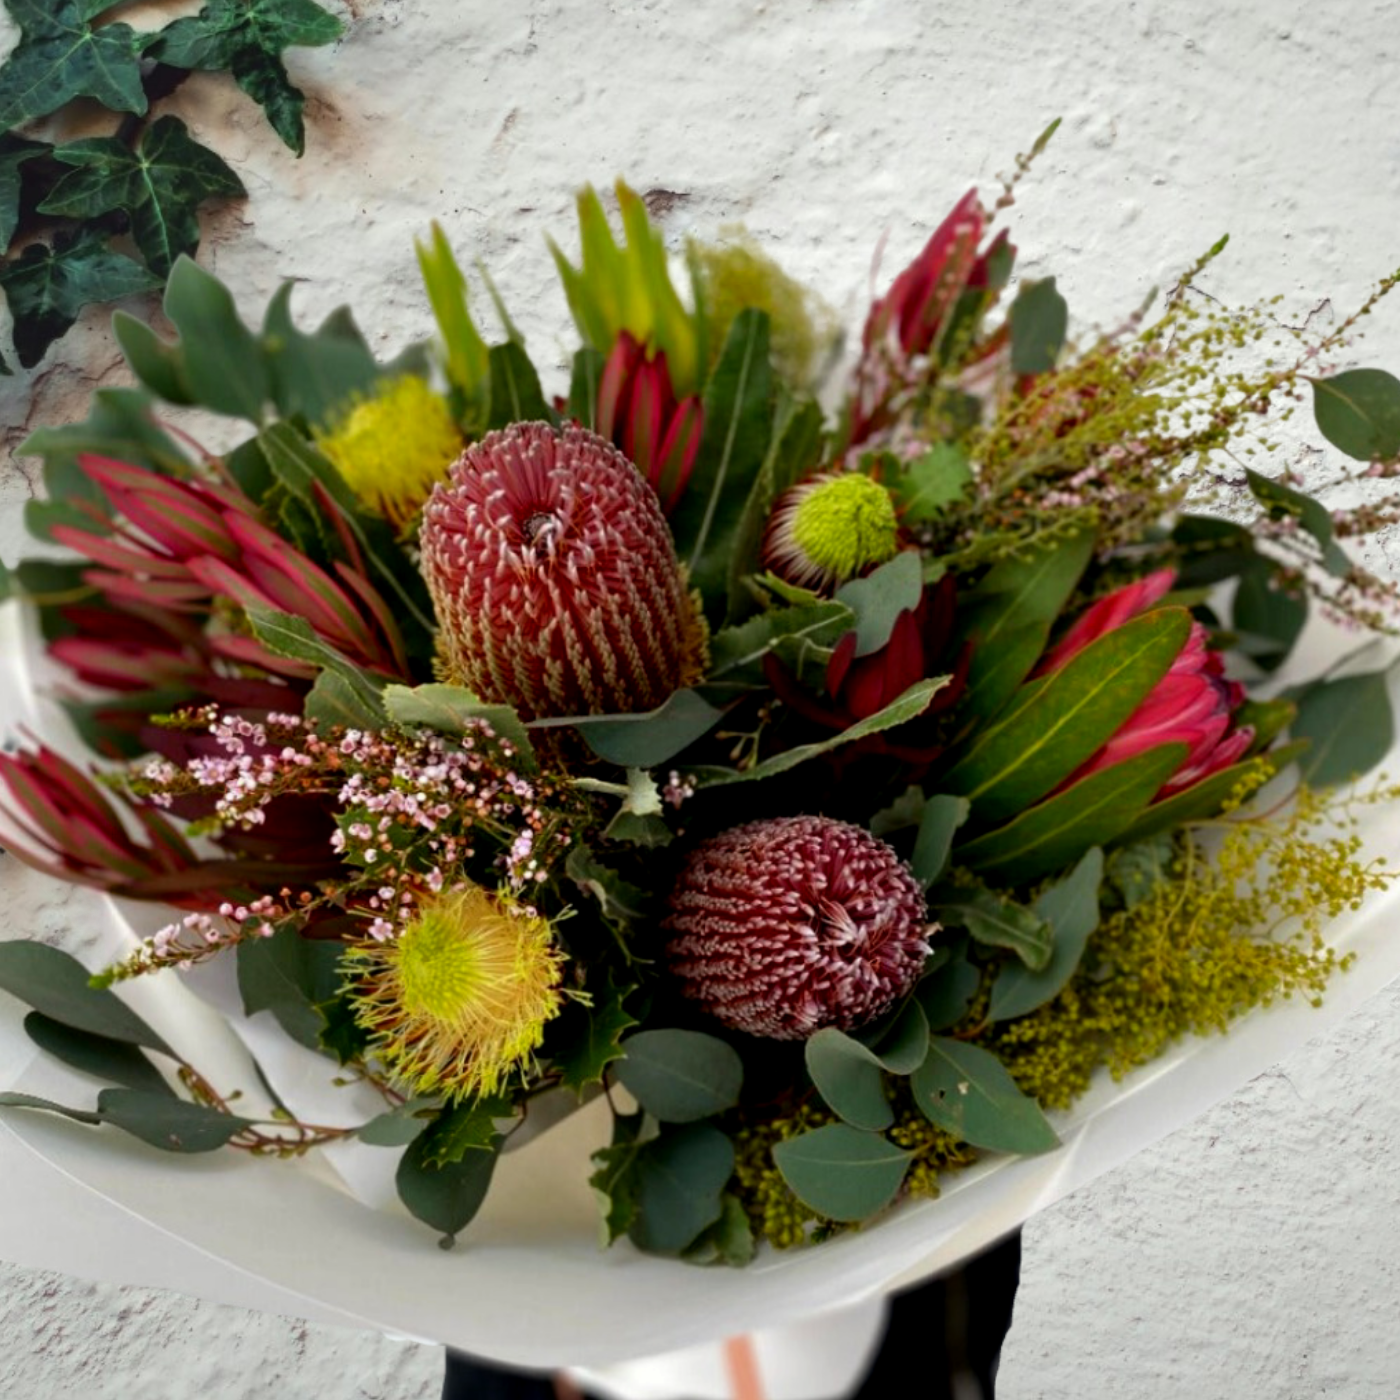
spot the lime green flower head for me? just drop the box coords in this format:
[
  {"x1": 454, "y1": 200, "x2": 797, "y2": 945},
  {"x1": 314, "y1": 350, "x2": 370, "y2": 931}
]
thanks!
[{"x1": 762, "y1": 471, "x2": 901, "y2": 593}]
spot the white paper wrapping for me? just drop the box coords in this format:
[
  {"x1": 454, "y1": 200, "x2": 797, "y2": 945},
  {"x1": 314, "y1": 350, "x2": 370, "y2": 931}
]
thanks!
[{"x1": 5, "y1": 592, "x2": 1400, "y2": 1371}]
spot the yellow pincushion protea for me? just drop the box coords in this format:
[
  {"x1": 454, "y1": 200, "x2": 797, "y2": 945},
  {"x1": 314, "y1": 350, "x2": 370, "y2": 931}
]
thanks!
[
  {"x1": 316, "y1": 376, "x2": 464, "y2": 531},
  {"x1": 346, "y1": 885, "x2": 564, "y2": 1102}
]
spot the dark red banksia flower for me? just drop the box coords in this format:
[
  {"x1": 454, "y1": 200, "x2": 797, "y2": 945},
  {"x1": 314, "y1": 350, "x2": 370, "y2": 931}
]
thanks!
[
  {"x1": 666, "y1": 816, "x2": 932, "y2": 1040},
  {"x1": 419, "y1": 421, "x2": 707, "y2": 720}
]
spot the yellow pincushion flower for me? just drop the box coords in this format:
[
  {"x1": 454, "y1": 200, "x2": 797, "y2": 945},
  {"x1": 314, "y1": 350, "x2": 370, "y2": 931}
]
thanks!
[
  {"x1": 346, "y1": 885, "x2": 564, "y2": 1102},
  {"x1": 316, "y1": 376, "x2": 464, "y2": 531}
]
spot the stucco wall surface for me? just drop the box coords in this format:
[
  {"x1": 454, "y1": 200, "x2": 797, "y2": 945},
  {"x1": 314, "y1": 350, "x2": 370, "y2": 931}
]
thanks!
[{"x1": 3, "y1": 1, "x2": 1400, "y2": 1396}]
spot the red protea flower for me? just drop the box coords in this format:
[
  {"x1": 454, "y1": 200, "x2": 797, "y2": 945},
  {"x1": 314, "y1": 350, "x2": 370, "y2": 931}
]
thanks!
[
  {"x1": 1039, "y1": 569, "x2": 1255, "y2": 800},
  {"x1": 596, "y1": 331, "x2": 704, "y2": 514},
  {"x1": 419, "y1": 420, "x2": 708, "y2": 720},
  {"x1": 666, "y1": 816, "x2": 932, "y2": 1040},
  {"x1": 763, "y1": 573, "x2": 970, "y2": 766},
  {"x1": 849, "y1": 190, "x2": 1013, "y2": 445}
]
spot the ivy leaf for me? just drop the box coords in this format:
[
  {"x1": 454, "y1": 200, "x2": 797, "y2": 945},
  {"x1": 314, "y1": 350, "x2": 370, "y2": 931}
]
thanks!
[
  {"x1": 0, "y1": 226, "x2": 161, "y2": 369},
  {"x1": 148, "y1": 0, "x2": 346, "y2": 156},
  {"x1": 0, "y1": 0, "x2": 149, "y2": 129},
  {"x1": 40, "y1": 117, "x2": 246, "y2": 278},
  {"x1": 1, "y1": 133, "x2": 47, "y2": 247}
]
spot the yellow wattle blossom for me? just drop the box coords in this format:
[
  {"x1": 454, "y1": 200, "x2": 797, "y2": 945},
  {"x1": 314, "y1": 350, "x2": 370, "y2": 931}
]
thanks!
[
  {"x1": 346, "y1": 885, "x2": 564, "y2": 1103},
  {"x1": 316, "y1": 376, "x2": 464, "y2": 531}
]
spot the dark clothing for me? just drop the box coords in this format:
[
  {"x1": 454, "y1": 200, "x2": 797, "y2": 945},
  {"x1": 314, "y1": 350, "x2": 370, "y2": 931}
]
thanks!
[{"x1": 442, "y1": 1230, "x2": 1021, "y2": 1400}]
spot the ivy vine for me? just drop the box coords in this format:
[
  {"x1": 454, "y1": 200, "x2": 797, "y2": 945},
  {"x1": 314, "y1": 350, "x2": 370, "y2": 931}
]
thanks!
[{"x1": 0, "y1": 0, "x2": 345, "y2": 375}]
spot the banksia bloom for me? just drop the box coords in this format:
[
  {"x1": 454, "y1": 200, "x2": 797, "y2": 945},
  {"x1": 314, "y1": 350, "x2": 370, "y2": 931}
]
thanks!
[
  {"x1": 762, "y1": 472, "x2": 902, "y2": 593},
  {"x1": 1040, "y1": 569, "x2": 1255, "y2": 799},
  {"x1": 420, "y1": 421, "x2": 707, "y2": 720},
  {"x1": 345, "y1": 884, "x2": 564, "y2": 1102},
  {"x1": 595, "y1": 331, "x2": 703, "y2": 514},
  {"x1": 316, "y1": 376, "x2": 464, "y2": 530},
  {"x1": 666, "y1": 816, "x2": 931, "y2": 1040}
]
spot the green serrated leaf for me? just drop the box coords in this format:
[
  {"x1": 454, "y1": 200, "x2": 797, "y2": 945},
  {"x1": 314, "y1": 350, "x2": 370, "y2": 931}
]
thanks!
[
  {"x1": 22, "y1": 1012, "x2": 176, "y2": 1097},
  {"x1": 682, "y1": 1192, "x2": 757, "y2": 1267},
  {"x1": 1311, "y1": 368, "x2": 1400, "y2": 463},
  {"x1": 912, "y1": 1038, "x2": 1059, "y2": 1154},
  {"x1": 589, "y1": 1136, "x2": 642, "y2": 1246},
  {"x1": 614, "y1": 1028, "x2": 743, "y2": 1123},
  {"x1": 628, "y1": 1122, "x2": 736, "y2": 1254},
  {"x1": 96, "y1": 1088, "x2": 251, "y2": 1153},
  {"x1": 988, "y1": 847, "x2": 1103, "y2": 1021},
  {"x1": 958, "y1": 742, "x2": 1187, "y2": 885},
  {"x1": 0, "y1": 227, "x2": 161, "y2": 369},
  {"x1": 772, "y1": 1123, "x2": 912, "y2": 1223},
  {"x1": 382, "y1": 683, "x2": 536, "y2": 772},
  {"x1": 805, "y1": 1029, "x2": 894, "y2": 1131},
  {"x1": 261, "y1": 282, "x2": 381, "y2": 423},
  {"x1": 708, "y1": 600, "x2": 853, "y2": 680},
  {"x1": 891, "y1": 442, "x2": 973, "y2": 522},
  {"x1": 304, "y1": 668, "x2": 384, "y2": 730},
  {"x1": 1291, "y1": 670, "x2": 1395, "y2": 787},
  {"x1": 160, "y1": 256, "x2": 270, "y2": 422},
  {"x1": 910, "y1": 794, "x2": 972, "y2": 887},
  {"x1": 552, "y1": 975, "x2": 638, "y2": 1095},
  {"x1": 944, "y1": 607, "x2": 1191, "y2": 823},
  {"x1": 870, "y1": 784, "x2": 927, "y2": 837},
  {"x1": 932, "y1": 886, "x2": 1053, "y2": 970},
  {"x1": 565, "y1": 844, "x2": 652, "y2": 926},
  {"x1": 149, "y1": 0, "x2": 344, "y2": 156},
  {"x1": 396, "y1": 1127, "x2": 500, "y2": 1245},
  {"x1": 1106, "y1": 834, "x2": 1176, "y2": 908},
  {"x1": 40, "y1": 117, "x2": 245, "y2": 278},
  {"x1": 670, "y1": 309, "x2": 774, "y2": 613},
  {"x1": 420, "y1": 1094, "x2": 515, "y2": 1167},
  {"x1": 1010, "y1": 277, "x2": 1068, "y2": 374},
  {"x1": 485, "y1": 340, "x2": 551, "y2": 428},
  {"x1": 0, "y1": 942, "x2": 172, "y2": 1056},
  {"x1": 0, "y1": 0, "x2": 148, "y2": 128}
]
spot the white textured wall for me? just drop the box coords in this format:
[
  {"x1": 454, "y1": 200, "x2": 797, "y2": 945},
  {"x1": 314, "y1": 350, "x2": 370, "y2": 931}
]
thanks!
[{"x1": 4, "y1": 1, "x2": 1400, "y2": 1395}]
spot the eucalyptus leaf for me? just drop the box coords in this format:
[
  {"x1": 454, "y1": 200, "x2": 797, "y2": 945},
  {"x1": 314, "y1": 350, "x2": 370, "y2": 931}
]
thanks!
[
  {"x1": 988, "y1": 847, "x2": 1103, "y2": 1021},
  {"x1": 0, "y1": 1092, "x2": 104, "y2": 1126},
  {"x1": 396, "y1": 1128, "x2": 500, "y2": 1246},
  {"x1": 911, "y1": 1038, "x2": 1059, "y2": 1153},
  {"x1": 1291, "y1": 670, "x2": 1395, "y2": 787},
  {"x1": 1010, "y1": 277, "x2": 1068, "y2": 374},
  {"x1": 614, "y1": 1029, "x2": 743, "y2": 1123},
  {"x1": 910, "y1": 794, "x2": 972, "y2": 887},
  {"x1": 22, "y1": 1013, "x2": 176, "y2": 1097},
  {"x1": 628, "y1": 1122, "x2": 735, "y2": 1254},
  {"x1": 246, "y1": 608, "x2": 387, "y2": 721},
  {"x1": 914, "y1": 942, "x2": 981, "y2": 1031},
  {"x1": 834, "y1": 550, "x2": 924, "y2": 657},
  {"x1": 96, "y1": 1088, "x2": 252, "y2": 1153},
  {"x1": 932, "y1": 886, "x2": 1053, "y2": 970},
  {"x1": 773, "y1": 1123, "x2": 913, "y2": 1223},
  {"x1": 0, "y1": 942, "x2": 172, "y2": 1056},
  {"x1": 555, "y1": 688, "x2": 725, "y2": 768},
  {"x1": 1245, "y1": 469, "x2": 1352, "y2": 579},
  {"x1": 1311, "y1": 368, "x2": 1400, "y2": 462},
  {"x1": 805, "y1": 1029, "x2": 894, "y2": 1131},
  {"x1": 1233, "y1": 559, "x2": 1308, "y2": 671}
]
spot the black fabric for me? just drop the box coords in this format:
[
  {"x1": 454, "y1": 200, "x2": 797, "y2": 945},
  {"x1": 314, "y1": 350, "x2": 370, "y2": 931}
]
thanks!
[{"x1": 441, "y1": 1229, "x2": 1022, "y2": 1400}]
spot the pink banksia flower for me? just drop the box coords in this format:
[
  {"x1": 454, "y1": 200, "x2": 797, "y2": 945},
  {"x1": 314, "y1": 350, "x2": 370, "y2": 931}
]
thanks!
[
  {"x1": 1040, "y1": 569, "x2": 1255, "y2": 799},
  {"x1": 419, "y1": 421, "x2": 708, "y2": 720},
  {"x1": 665, "y1": 816, "x2": 932, "y2": 1040},
  {"x1": 595, "y1": 332, "x2": 703, "y2": 514}
]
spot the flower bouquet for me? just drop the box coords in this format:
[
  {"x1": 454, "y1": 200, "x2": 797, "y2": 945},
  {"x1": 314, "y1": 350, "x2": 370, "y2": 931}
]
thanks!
[{"x1": 4, "y1": 139, "x2": 1400, "y2": 1365}]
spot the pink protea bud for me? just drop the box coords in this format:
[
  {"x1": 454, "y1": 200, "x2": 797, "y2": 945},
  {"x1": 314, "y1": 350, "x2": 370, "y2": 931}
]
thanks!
[
  {"x1": 1040, "y1": 569, "x2": 1255, "y2": 800},
  {"x1": 419, "y1": 421, "x2": 708, "y2": 720},
  {"x1": 666, "y1": 816, "x2": 932, "y2": 1041}
]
